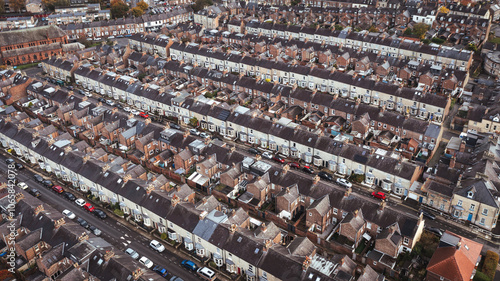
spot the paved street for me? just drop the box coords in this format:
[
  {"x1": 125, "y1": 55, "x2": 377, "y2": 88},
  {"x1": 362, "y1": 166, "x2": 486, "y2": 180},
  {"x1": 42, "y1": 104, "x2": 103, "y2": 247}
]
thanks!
[{"x1": 0, "y1": 153, "x2": 217, "y2": 281}]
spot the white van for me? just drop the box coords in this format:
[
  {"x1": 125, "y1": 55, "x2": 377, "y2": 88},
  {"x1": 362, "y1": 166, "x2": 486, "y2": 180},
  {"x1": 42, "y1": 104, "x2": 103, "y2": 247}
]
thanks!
[{"x1": 197, "y1": 267, "x2": 215, "y2": 281}]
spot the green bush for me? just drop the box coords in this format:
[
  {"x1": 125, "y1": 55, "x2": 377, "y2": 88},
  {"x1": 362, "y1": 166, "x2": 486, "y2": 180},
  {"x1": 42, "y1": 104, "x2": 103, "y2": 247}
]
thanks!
[
  {"x1": 160, "y1": 233, "x2": 167, "y2": 240},
  {"x1": 473, "y1": 271, "x2": 491, "y2": 281},
  {"x1": 431, "y1": 38, "x2": 445, "y2": 44},
  {"x1": 482, "y1": 251, "x2": 499, "y2": 280},
  {"x1": 421, "y1": 39, "x2": 431, "y2": 44},
  {"x1": 113, "y1": 209, "x2": 124, "y2": 217}
]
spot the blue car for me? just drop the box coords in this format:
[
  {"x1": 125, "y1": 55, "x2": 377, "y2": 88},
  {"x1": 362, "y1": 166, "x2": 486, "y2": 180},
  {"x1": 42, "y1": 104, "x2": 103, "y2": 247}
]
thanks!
[
  {"x1": 181, "y1": 260, "x2": 197, "y2": 271},
  {"x1": 153, "y1": 265, "x2": 168, "y2": 277}
]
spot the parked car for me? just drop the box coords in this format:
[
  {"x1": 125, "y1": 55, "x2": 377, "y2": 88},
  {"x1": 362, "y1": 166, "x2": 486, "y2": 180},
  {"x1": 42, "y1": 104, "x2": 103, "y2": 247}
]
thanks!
[
  {"x1": 14, "y1": 163, "x2": 24, "y2": 170},
  {"x1": 97, "y1": 97, "x2": 106, "y2": 103},
  {"x1": 94, "y1": 209, "x2": 107, "y2": 219},
  {"x1": 64, "y1": 192, "x2": 76, "y2": 201},
  {"x1": 153, "y1": 265, "x2": 168, "y2": 277},
  {"x1": 106, "y1": 100, "x2": 115, "y2": 106},
  {"x1": 371, "y1": 191, "x2": 386, "y2": 200},
  {"x1": 29, "y1": 188, "x2": 41, "y2": 198},
  {"x1": 181, "y1": 260, "x2": 198, "y2": 271},
  {"x1": 115, "y1": 103, "x2": 123, "y2": 109},
  {"x1": 273, "y1": 155, "x2": 285, "y2": 163},
  {"x1": 131, "y1": 109, "x2": 140, "y2": 115},
  {"x1": 5, "y1": 158, "x2": 14, "y2": 164},
  {"x1": 125, "y1": 248, "x2": 140, "y2": 260},
  {"x1": 302, "y1": 165, "x2": 314, "y2": 174},
  {"x1": 139, "y1": 256, "x2": 154, "y2": 269},
  {"x1": 89, "y1": 225, "x2": 102, "y2": 236},
  {"x1": 62, "y1": 209, "x2": 76, "y2": 219},
  {"x1": 420, "y1": 210, "x2": 436, "y2": 220},
  {"x1": 139, "y1": 112, "x2": 149, "y2": 118},
  {"x1": 17, "y1": 182, "x2": 28, "y2": 190},
  {"x1": 84, "y1": 203, "x2": 95, "y2": 212},
  {"x1": 426, "y1": 227, "x2": 443, "y2": 236},
  {"x1": 200, "y1": 132, "x2": 210, "y2": 139},
  {"x1": 77, "y1": 218, "x2": 89, "y2": 229},
  {"x1": 52, "y1": 185, "x2": 64, "y2": 194},
  {"x1": 197, "y1": 267, "x2": 216, "y2": 281},
  {"x1": 189, "y1": 128, "x2": 200, "y2": 135},
  {"x1": 123, "y1": 106, "x2": 131, "y2": 112},
  {"x1": 261, "y1": 151, "x2": 273, "y2": 159},
  {"x1": 33, "y1": 174, "x2": 44, "y2": 183},
  {"x1": 42, "y1": 180, "x2": 54, "y2": 188},
  {"x1": 336, "y1": 178, "x2": 352, "y2": 188},
  {"x1": 84, "y1": 91, "x2": 92, "y2": 97},
  {"x1": 248, "y1": 148, "x2": 260, "y2": 155},
  {"x1": 150, "y1": 240, "x2": 165, "y2": 252},
  {"x1": 170, "y1": 123, "x2": 181, "y2": 129},
  {"x1": 289, "y1": 162, "x2": 300, "y2": 169},
  {"x1": 318, "y1": 171, "x2": 333, "y2": 181},
  {"x1": 75, "y1": 198, "x2": 86, "y2": 207}
]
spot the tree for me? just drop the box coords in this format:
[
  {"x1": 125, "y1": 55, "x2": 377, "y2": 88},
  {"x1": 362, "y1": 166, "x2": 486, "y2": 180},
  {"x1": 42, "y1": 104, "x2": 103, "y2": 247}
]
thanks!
[
  {"x1": 42, "y1": 0, "x2": 69, "y2": 11},
  {"x1": 110, "y1": 0, "x2": 129, "y2": 19},
  {"x1": 78, "y1": 35, "x2": 92, "y2": 48},
  {"x1": 136, "y1": 0, "x2": 148, "y2": 11},
  {"x1": 0, "y1": 0, "x2": 5, "y2": 13},
  {"x1": 368, "y1": 26, "x2": 378, "y2": 32},
  {"x1": 189, "y1": 117, "x2": 198, "y2": 127},
  {"x1": 413, "y1": 23, "x2": 430, "y2": 39},
  {"x1": 131, "y1": 6, "x2": 144, "y2": 17},
  {"x1": 10, "y1": 0, "x2": 26, "y2": 12},
  {"x1": 192, "y1": 0, "x2": 212, "y2": 12},
  {"x1": 439, "y1": 6, "x2": 450, "y2": 13}
]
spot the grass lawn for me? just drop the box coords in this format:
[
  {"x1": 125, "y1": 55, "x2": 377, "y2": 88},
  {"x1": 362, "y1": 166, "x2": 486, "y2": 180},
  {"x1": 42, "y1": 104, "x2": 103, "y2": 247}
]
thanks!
[{"x1": 488, "y1": 36, "x2": 500, "y2": 44}]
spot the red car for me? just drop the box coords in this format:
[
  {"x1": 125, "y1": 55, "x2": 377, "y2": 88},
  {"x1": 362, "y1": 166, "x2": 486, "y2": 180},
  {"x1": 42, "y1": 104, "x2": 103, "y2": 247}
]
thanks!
[
  {"x1": 52, "y1": 185, "x2": 64, "y2": 194},
  {"x1": 272, "y1": 155, "x2": 285, "y2": 163},
  {"x1": 289, "y1": 162, "x2": 300, "y2": 169},
  {"x1": 372, "y1": 191, "x2": 386, "y2": 200},
  {"x1": 139, "y1": 112, "x2": 149, "y2": 118},
  {"x1": 83, "y1": 203, "x2": 95, "y2": 212}
]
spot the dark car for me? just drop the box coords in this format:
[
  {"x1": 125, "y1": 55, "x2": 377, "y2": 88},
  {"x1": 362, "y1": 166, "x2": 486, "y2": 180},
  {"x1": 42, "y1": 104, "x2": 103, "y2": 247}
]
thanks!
[
  {"x1": 153, "y1": 265, "x2": 168, "y2": 277},
  {"x1": 97, "y1": 97, "x2": 106, "y2": 103},
  {"x1": 94, "y1": 209, "x2": 107, "y2": 219},
  {"x1": 318, "y1": 171, "x2": 333, "y2": 181},
  {"x1": 77, "y1": 218, "x2": 89, "y2": 229},
  {"x1": 426, "y1": 227, "x2": 443, "y2": 236},
  {"x1": 115, "y1": 103, "x2": 123, "y2": 109},
  {"x1": 248, "y1": 148, "x2": 261, "y2": 155},
  {"x1": 302, "y1": 166, "x2": 314, "y2": 174},
  {"x1": 5, "y1": 158, "x2": 14, "y2": 164},
  {"x1": 420, "y1": 210, "x2": 436, "y2": 220},
  {"x1": 64, "y1": 192, "x2": 76, "y2": 201},
  {"x1": 79, "y1": 89, "x2": 86, "y2": 95},
  {"x1": 289, "y1": 162, "x2": 300, "y2": 169},
  {"x1": 42, "y1": 180, "x2": 54, "y2": 188},
  {"x1": 34, "y1": 174, "x2": 44, "y2": 183},
  {"x1": 272, "y1": 155, "x2": 285, "y2": 164},
  {"x1": 29, "y1": 188, "x2": 41, "y2": 198},
  {"x1": 170, "y1": 123, "x2": 181, "y2": 130},
  {"x1": 14, "y1": 163, "x2": 24, "y2": 170}
]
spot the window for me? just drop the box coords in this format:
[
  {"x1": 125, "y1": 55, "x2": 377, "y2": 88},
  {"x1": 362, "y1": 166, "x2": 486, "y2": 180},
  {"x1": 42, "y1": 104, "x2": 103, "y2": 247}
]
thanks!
[
  {"x1": 457, "y1": 200, "x2": 462, "y2": 207},
  {"x1": 403, "y1": 237, "x2": 409, "y2": 245},
  {"x1": 309, "y1": 212, "x2": 312, "y2": 216},
  {"x1": 480, "y1": 218, "x2": 485, "y2": 225},
  {"x1": 482, "y1": 208, "x2": 488, "y2": 216},
  {"x1": 470, "y1": 204, "x2": 475, "y2": 211}
]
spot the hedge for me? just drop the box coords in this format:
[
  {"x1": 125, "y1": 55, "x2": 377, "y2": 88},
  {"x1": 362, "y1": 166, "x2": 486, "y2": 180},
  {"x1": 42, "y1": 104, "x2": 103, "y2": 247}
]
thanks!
[
  {"x1": 482, "y1": 251, "x2": 499, "y2": 280},
  {"x1": 473, "y1": 271, "x2": 490, "y2": 281}
]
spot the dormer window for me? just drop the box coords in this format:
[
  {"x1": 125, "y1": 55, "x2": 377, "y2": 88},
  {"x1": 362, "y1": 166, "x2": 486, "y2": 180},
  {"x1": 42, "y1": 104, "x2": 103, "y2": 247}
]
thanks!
[{"x1": 467, "y1": 191, "x2": 474, "y2": 199}]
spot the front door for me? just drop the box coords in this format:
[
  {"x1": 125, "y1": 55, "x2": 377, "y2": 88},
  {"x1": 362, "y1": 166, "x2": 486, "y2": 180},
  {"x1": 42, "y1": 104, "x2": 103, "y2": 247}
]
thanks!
[{"x1": 467, "y1": 213, "x2": 473, "y2": 221}]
